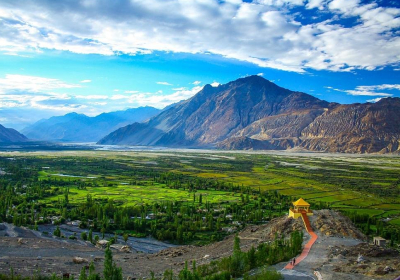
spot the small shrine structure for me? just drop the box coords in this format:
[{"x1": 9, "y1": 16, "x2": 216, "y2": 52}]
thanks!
[{"x1": 289, "y1": 198, "x2": 313, "y2": 219}]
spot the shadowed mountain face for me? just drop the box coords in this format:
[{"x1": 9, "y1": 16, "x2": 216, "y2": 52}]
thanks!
[
  {"x1": 22, "y1": 106, "x2": 161, "y2": 142},
  {"x1": 0, "y1": 124, "x2": 28, "y2": 143},
  {"x1": 98, "y1": 76, "x2": 400, "y2": 153}
]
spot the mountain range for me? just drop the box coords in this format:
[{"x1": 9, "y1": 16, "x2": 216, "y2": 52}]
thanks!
[
  {"x1": 0, "y1": 124, "x2": 28, "y2": 143},
  {"x1": 22, "y1": 106, "x2": 161, "y2": 142},
  {"x1": 98, "y1": 76, "x2": 400, "y2": 153}
]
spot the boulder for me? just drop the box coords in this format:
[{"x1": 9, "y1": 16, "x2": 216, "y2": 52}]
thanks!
[
  {"x1": 96, "y1": 240, "x2": 109, "y2": 247},
  {"x1": 73, "y1": 257, "x2": 88, "y2": 264}
]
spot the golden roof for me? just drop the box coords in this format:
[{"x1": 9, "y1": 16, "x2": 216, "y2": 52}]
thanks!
[{"x1": 293, "y1": 198, "x2": 310, "y2": 206}]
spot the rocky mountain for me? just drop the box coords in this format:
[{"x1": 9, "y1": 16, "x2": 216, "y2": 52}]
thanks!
[
  {"x1": 98, "y1": 76, "x2": 400, "y2": 153},
  {"x1": 22, "y1": 106, "x2": 161, "y2": 142},
  {"x1": 0, "y1": 124, "x2": 28, "y2": 142}
]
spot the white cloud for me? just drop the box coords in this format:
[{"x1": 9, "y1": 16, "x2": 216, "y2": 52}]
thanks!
[
  {"x1": 0, "y1": 72, "x2": 204, "y2": 125},
  {"x1": 328, "y1": 0, "x2": 360, "y2": 15},
  {"x1": 0, "y1": 74, "x2": 105, "y2": 125},
  {"x1": 80, "y1": 79, "x2": 91, "y2": 83},
  {"x1": 367, "y1": 97, "x2": 384, "y2": 103},
  {"x1": 345, "y1": 90, "x2": 392, "y2": 97},
  {"x1": 124, "y1": 86, "x2": 203, "y2": 109},
  {"x1": 157, "y1": 81, "x2": 173, "y2": 86},
  {"x1": 75, "y1": 95, "x2": 108, "y2": 100},
  {"x1": 0, "y1": 74, "x2": 80, "y2": 93},
  {"x1": 0, "y1": 86, "x2": 204, "y2": 128},
  {"x1": 257, "y1": 0, "x2": 305, "y2": 7},
  {"x1": 211, "y1": 82, "x2": 220, "y2": 87},
  {"x1": 306, "y1": 0, "x2": 327, "y2": 10},
  {"x1": 329, "y1": 84, "x2": 398, "y2": 97},
  {"x1": 90, "y1": 101, "x2": 107, "y2": 106},
  {"x1": 257, "y1": 73, "x2": 264, "y2": 76},
  {"x1": 0, "y1": 0, "x2": 398, "y2": 72},
  {"x1": 192, "y1": 81, "x2": 202, "y2": 85},
  {"x1": 110, "y1": 94, "x2": 130, "y2": 100},
  {"x1": 356, "y1": 84, "x2": 400, "y2": 91}
]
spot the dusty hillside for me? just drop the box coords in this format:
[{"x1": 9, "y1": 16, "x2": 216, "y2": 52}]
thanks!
[
  {"x1": 309, "y1": 209, "x2": 366, "y2": 240},
  {"x1": 0, "y1": 210, "x2": 376, "y2": 279}
]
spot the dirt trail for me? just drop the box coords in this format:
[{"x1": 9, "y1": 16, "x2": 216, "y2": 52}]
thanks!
[{"x1": 276, "y1": 210, "x2": 399, "y2": 280}]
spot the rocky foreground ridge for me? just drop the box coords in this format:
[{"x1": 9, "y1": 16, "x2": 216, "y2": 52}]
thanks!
[
  {"x1": 1, "y1": 210, "x2": 398, "y2": 280},
  {"x1": 99, "y1": 76, "x2": 400, "y2": 153}
]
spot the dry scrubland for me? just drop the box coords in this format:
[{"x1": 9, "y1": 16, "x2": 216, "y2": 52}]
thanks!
[{"x1": 0, "y1": 210, "x2": 398, "y2": 280}]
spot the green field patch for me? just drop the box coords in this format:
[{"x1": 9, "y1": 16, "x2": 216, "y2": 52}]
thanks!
[
  {"x1": 389, "y1": 218, "x2": 400, "y2": 226},
  {"x1": 338, "y1": 208, "x2": 385, "y2": 216},
  {"x1": 376, "y1": 210, "x2": 400, "y2": 218},
  {"x1": 370, "y1": 204, "x2": 400, "y2": 210},
  {"x1": 41, "y1": 183, "x2": 241, "y2": 207},
  {"x1": 338, "y1": 198, "x2": 381, "y2": 208},
  {"x1": 301, "y1": 191, "x2": 340, "y2": 199},
  {"x1": 372, "y1": 182, "x2": 392, "y2": 186},
  {"x1": 195, "y1": 172, "x2": 229, "y2": 178}
]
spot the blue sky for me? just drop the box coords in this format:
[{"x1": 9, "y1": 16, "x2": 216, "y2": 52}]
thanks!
[{"x1": 0, "y1": 0, "x2": 399, "y2": 130}]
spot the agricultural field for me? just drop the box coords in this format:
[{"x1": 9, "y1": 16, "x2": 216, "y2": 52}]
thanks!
[
  {"x1": 0, "y1": 149, "x2": 399, "y2": 244},
  {"x1": 2, "y1": 150, "x2": 400, "y2": 215}
]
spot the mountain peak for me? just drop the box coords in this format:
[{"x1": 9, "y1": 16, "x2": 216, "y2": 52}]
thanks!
[
  {"x1": 64, "y1": 112, "x2": 86, "y2": 117},
  {"x1": 99, "y1": 75, "x2": 328, "y2": 147},
  {"x1": 98, "y1": 76, "x2": 400, "y2": 153},
  {"x1": 375, "y1": 97, "x2": 400, "y2": 105},
  {"x1": 22, "y1": 107, "x2": 161, "y2": 142},
  {"x1": 231, "y1": 75, "x2": 275, "y2": 85}
]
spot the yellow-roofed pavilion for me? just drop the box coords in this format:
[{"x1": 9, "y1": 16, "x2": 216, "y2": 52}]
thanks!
[{"x1": 289, "y1": 198, "x2": 313, "y2": 219}]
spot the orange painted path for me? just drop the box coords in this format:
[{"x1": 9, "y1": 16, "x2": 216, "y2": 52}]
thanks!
[{"x1": 285, "y1": 212, "x2": 318, "y2": 270}]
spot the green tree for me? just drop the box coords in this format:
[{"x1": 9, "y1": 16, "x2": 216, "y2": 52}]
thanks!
[
  {"x1": 123, "y1": 233, "x2": 129, "y2": 243},
  {"x1": 88, "y1": 261, "x2": 100, "y2": 280},
  {"x1": 81, "y1": 231, "x2": 88, "y2": 241},
  {"x1": 231, "y1": 235, "x2": 245, "y2": 277},
  {"x1": 103, "y1": 246, "x2": 123, "y2": 280},
  {"x1": 53, "y1": 225, "x2": 61, "y2": 237},
  {"x1": 365, "y1": 218, "x2": 370, "y2": 235},
  {"x1": 79, "y1": 266, "x2": 88, "y2": 280},
  {"x1": 163, "y1": 269, "x2": 174, "y2": 280},
  {"x1": 88, "y1": 229, "x2": 93, "y2": 243},
  {"x1": 247, "y1": 246, "x2": 256, "y2": 270}
]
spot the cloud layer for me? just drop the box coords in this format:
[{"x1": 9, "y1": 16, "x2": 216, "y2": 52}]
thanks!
[
  {"x1": 0, "y1": 0, "x2": 399, "y2": 72},
  {"x1": 0, "y1": 74, "x2": 202, "y2": 128},
  {"x1": 326, "y1": 83, "x2": 400, "y2": 98}
]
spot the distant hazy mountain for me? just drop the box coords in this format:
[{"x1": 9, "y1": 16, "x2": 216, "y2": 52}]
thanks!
[
  {"x1": 22, "y1": 106, "x2": 161, "y2": 142},
  {"x1": 0, "y1": 124, "x2": 28, "y2": 142},
  {"x1": 98, "y1": 76, "x2": 400, "y2": 153}
]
